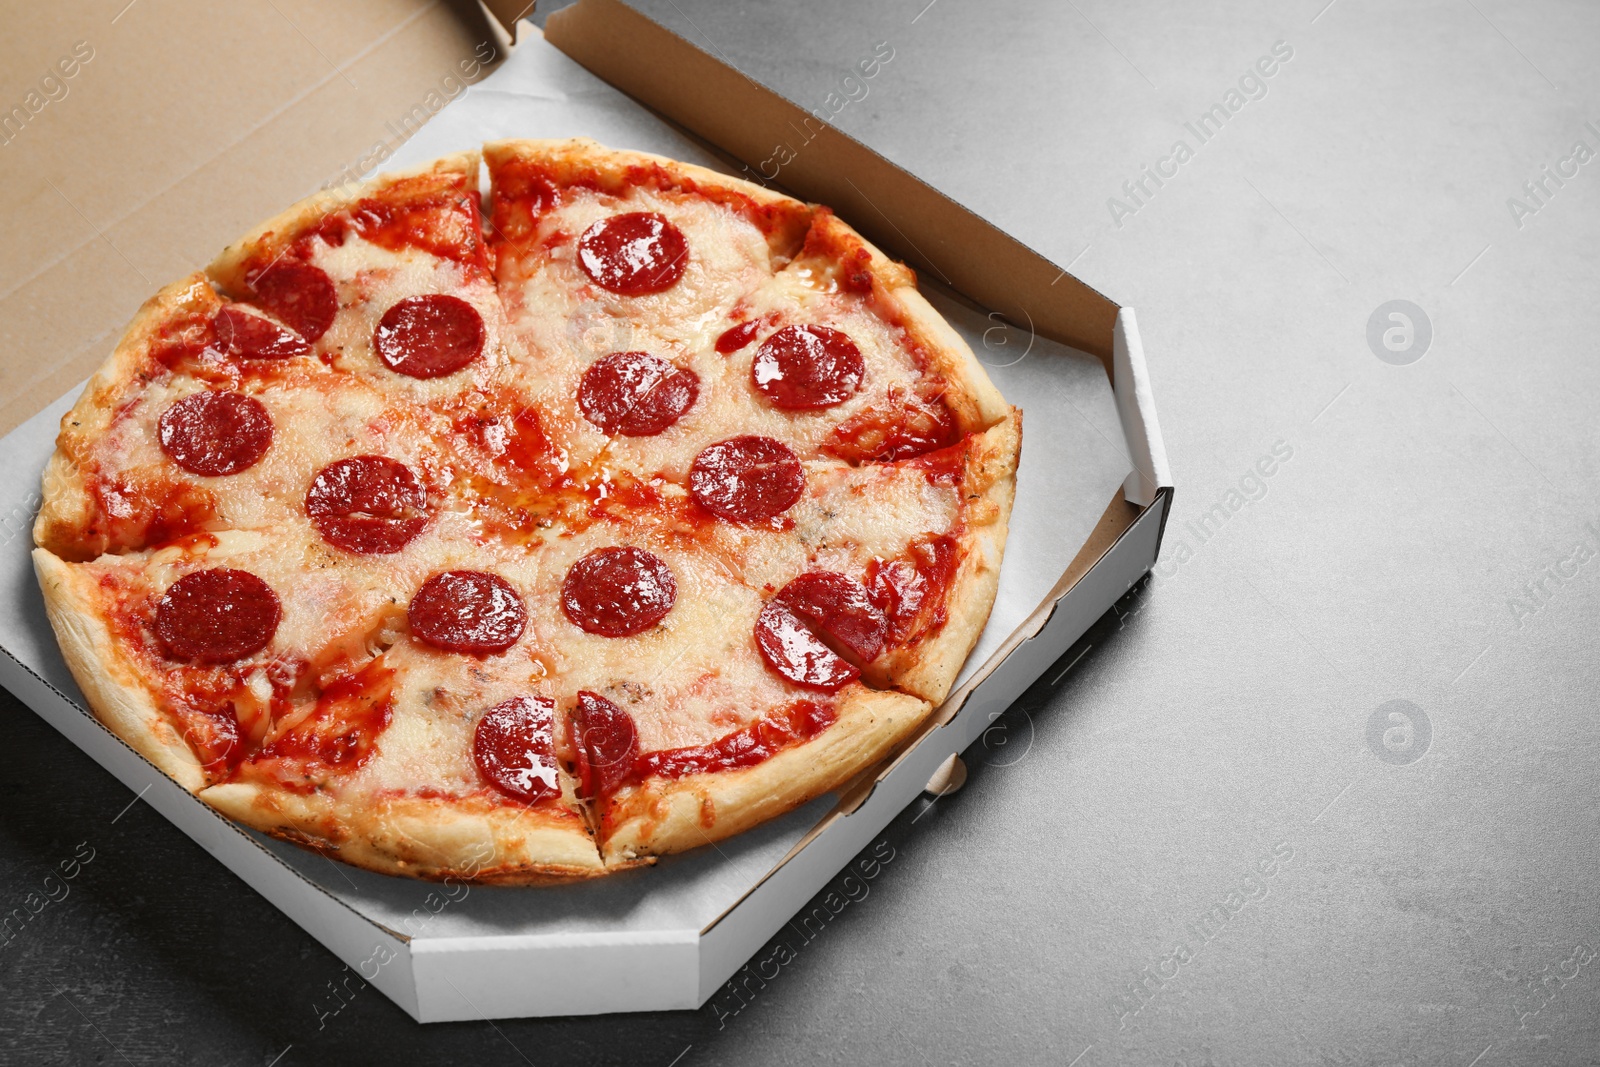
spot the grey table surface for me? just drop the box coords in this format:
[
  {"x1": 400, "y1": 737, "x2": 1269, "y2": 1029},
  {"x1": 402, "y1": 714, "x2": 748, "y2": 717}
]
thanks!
[{"x1": 4, "y1": 0, "x2": 1599, "y2": 1064}]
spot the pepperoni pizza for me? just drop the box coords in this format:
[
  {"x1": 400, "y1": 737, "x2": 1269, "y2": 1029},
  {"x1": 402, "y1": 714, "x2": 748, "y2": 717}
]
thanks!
[{"x1": 31, "y1": 140, "x2": 1020, "y2": 882}]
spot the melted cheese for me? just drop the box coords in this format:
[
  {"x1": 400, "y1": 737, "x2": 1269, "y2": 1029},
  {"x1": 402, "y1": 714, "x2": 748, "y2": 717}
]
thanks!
[
  {"x1": 495, "y1": 184, "x2": 950, "y2": 483},
  {"x1": 49, "y1": 160, "x2": 987, "y2": 818}
]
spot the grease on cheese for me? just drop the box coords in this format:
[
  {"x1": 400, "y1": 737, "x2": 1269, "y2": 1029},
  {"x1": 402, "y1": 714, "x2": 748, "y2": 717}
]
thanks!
[{"x1": 493, "y1": 183, "x2": 952, "y2": 483}]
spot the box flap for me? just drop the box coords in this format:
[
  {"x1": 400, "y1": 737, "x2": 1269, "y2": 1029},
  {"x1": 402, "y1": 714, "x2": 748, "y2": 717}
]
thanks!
[
  {"x1": 1114, "y1": 308, "x2": 1173, "y2": 506},
  {"x1": 480, "y1": 0, "x2": 536, "y2": 38}
]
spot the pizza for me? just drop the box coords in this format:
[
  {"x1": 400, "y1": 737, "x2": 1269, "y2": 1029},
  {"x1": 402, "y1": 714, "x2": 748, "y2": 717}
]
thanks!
[{"x1": 30, "y1": 139, "x2": 1020, "y2": 883}]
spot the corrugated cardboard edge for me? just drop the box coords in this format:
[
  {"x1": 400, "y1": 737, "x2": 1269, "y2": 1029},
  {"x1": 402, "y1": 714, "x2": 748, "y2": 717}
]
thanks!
[
  {"x1": 480, "y1": 0, "x2": 536, "y2": 39},
  {"x1": 1116, "y1": 309, "x2": 1171, "y2": 507}
]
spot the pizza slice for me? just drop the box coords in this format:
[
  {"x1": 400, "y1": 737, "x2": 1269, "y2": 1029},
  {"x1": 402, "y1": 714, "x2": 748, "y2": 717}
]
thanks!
[
  {"x1": 554, "y1": 416, "x2": 1017, "y2": 863},
  {"x1": 33, "y1": 523, "x2": 606, "y2": 881},
  {"x1": 481, "y1": 139, "x2": 1011, "y2": 485},
  {"x1": 35, "y1": 153, "x2": 528, "y2": 563},
  {"x1": 207, "y1": 151, "x2": 504, "y2": 389}
]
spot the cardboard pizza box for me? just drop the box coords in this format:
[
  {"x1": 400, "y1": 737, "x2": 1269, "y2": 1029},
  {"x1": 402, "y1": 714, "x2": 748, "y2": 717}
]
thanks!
[{"x1": 0, "y1": 0, "x2": 1171, "y2": 1020}]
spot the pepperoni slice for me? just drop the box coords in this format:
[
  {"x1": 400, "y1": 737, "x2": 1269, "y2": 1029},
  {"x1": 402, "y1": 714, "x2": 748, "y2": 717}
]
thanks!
[
  {"x1": 688, "y1": 436, "x2": 805, "y2": 523},
  {"x1": 715, "y1": 320, "x2": 761, "y2": 355},
  {"x1": 305, "y1": 456, "x2": 427, "y2": 554},
  {"x1": 561, "y1": 546, "x2": 677, "y2": 637},
  {"x1": 158, "y1": 391, "x2": 272, "y2": 476},
  {"x1": 473, "y1": 695, "x2": 560, "y2": 804},
  {"x1": 751, "y1": 325, "x2": 865, "y2": 410},
  {"x1": 571, "y1": 691, "x2": 639, "y2": 798},
  {"x1": 155, "y1": 568, "x2": 281, "y2": 663},
  {"x1": 374, "y1": 294, "x2": 485, "y2": 379},
  {"x1": 212, "y1": 306, "x2": 311, "y2": 360},
  {"x1": 754, "y1": 599, "x2": 859, "y2": 692},
  {"x1": 577, "y1": 212, "x2": 688, "y2": 295},
  {"x1": 408, "y1": 571, "x2": 526, "y2": 654},
  {"x1": 577, "y1": 351, "x2": 699, "y2": 437},
  {"x1": 773, "y1": 571, "x2": 888, "y2": 663},
  {"x1": 251, "y1": 261, "x2": 337, "y2": 342}
]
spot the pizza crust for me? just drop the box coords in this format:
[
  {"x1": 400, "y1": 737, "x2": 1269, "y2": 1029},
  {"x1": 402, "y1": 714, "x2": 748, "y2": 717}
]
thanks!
[
  {"x1": 891, "y1": 283, "x2": 1013, "y2": 430},
  {"x1": 800, "y1": 209, "x2": 1012, "y2": 436},
  {"x1": 34, "y1": 274, "x2": 223, "y2": 561},
  {"x1": 596, "y1": 685, "x2": 931, "y2": 865},
  {"x1": 865, "y1": 411, "x2": 1021, "y2": 703},
  {"x1": 33, "y1": 547, "x2": 208, "y2": 792},
  {"x1": 483, "y1": 137, "x2": 814, "y2": 259},
  {"x1": 200, "y1": 782, "x2": 609, "y2": 884},
  {"x1": 485, "y1": 138, "x2": 1009, "y2": 439},
  {"x1": 207, "y1": 151, "x2": 483, "y2": 298}
]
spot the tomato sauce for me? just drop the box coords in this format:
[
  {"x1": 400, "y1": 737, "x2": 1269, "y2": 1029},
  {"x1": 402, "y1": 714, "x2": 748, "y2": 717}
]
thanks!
[
  {"x1": 632, "y1": 700, "x2": 836, "y2": 782},
  {"x1": 867, "y1": 533, "x2": 961, "y2": 646},
  {"x1": 245, "y1": 657, "x2": 397, "y2": 789},
  {"x1": 86, "y1": 471, "x2": 218, "y2": 555},
  {"x1": 300, "y1": 172, "x2": 490, "y2": 272}
]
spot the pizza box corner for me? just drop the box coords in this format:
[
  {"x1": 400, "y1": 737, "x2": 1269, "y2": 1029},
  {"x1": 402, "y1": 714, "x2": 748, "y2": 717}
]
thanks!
[{"x1": 0, "y1": 0, "x2": 1172, "y2": 1022}]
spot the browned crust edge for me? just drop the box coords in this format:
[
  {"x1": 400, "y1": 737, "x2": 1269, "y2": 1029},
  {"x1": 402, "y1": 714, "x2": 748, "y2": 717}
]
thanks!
[
  {"x1": 482, "y1": 136, "x2": 815, "y2": 258},
  {"x1": 32, "y1": 546, "x2": 208, "y2": 791},
  {"x1": 200, "y1": 782, "x2": 612, "y2": 884},
  {"x1": 596, "y1": 685, "x2": 931, "y2": 866},
  {"x1": 207, "y1": 150, "x2": 483, "y2": 297},
  {"x1": 800, "y1": 209, "x2": 1012, "y2": 436},
  {"x1": 865, "y1": 411, "x2": 1021, "y2": 703},
  {"x1": 33, "y1": 274, "x2": 223, "y2": 561}
]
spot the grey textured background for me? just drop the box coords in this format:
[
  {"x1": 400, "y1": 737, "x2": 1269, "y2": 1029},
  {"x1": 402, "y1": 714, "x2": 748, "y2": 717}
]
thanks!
[{"x1": 4, "y1": 0, "x2": 1599, "y2": 1064}]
